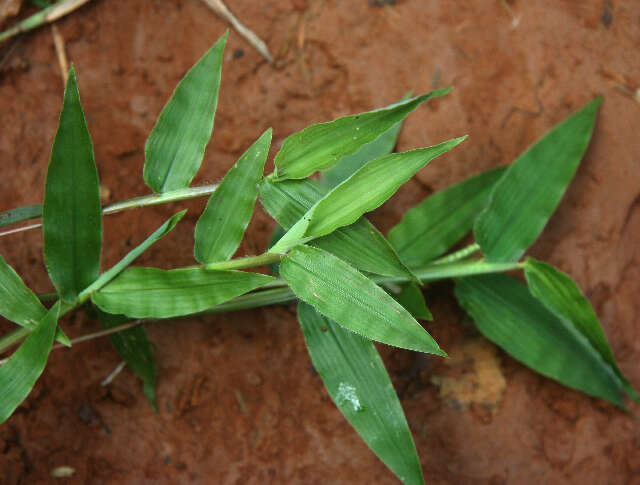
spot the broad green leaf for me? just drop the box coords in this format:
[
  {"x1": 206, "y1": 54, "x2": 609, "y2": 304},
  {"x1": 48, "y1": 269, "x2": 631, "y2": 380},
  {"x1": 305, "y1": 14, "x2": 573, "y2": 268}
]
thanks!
[
  {"x1": 320, "y1": 119, "x2": 403, "y2": 189},
  {"x1": 92, "y1": 267, "x2": 274, "y2": 318},
  {"x1": 270, "y1": 138, "x2": 466, "y2": 254},
  {"x1": 389, "y1": 283, "x2": 432, "y2": 321},
  {"x1": 280, "y1": 245, "x2": 444, "y2": 355},
  {"x1": 194, "y1": 129, "x2": 272, "y2": 264},
  {"x1": 0, "y1": 253, "x2": 69, "y2": 346},
  {"x1": 474, "y1": 98, "x2": 601, "y2": 262},
  {"x1": 272, "y1": 89, "x2": 450, "y2": 181},
  {"x1": 524, "y1": 258, "x2": 638, "y2": 402},
  {"x1": 96, "y1": 309, "x2": 158, "y2": 411},
  {"x1": 0, "y1": 205, "x2": 41, "y2": 229},
  {"x1": 79, "y1": 211, "x2": 186, "y2": 299},
  {"x1": 297, "y1": 302, "x2": 424, "y2": 485},
  {"x1": 144, "y1": 32, "x2": 227, "y2": 193},
  {"x1": 389, "y1": 166, "x2": 506, "y2": 266},
  {"x1": 260, "y1": 178, "x2": 416, "y2": 281},
  {"x1": 455, "y1": 274, "x2": 626, "y2": 407},
  {"x1": 0, "y1": 301, "x2": 59, "y2": 424},
  {"x1": 43, "y1": 67, "x2": 102, "y2": 303}
]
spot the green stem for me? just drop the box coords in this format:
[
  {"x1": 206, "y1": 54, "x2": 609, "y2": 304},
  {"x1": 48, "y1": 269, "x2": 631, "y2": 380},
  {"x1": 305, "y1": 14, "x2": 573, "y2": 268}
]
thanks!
[
  {"x1": 204, "y1": 253, "x2": 283, "y2": 271},
  {"x1": 431, "y1": 243, "x2": 480, "y2": 264}
]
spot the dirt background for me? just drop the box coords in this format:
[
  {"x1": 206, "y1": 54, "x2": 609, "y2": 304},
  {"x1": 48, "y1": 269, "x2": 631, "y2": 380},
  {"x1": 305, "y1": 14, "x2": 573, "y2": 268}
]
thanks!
[{"x1": 1, "y1": 0, "x2": 639, "y2": 483}]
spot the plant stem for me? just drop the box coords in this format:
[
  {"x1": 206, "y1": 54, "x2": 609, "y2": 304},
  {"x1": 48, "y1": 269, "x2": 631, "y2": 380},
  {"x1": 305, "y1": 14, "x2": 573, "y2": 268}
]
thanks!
[
  {"x1": 204, "y1": 253, "x2": 282, "y2": 271},
  {"x1": 431, "y1": 243, "x2": 480, "y2": 264},
  {"x1": 0, "y1": 184, "x2": 218, "y2": 237}
]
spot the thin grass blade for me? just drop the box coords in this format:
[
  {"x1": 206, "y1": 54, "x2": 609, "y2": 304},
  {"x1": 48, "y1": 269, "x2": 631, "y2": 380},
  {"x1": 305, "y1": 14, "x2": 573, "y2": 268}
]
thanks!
[
  {"x1": 43, "y1": 67, "x2": 102, "y2": 303},
  {"x1": 297, "y1": 302, "x2": 425, "y2": 485},
  {"x1": 272, "y1": 89, "x2": 450, "y2": 181},
  {"x1": 455, "y1": 273, "x2": 626, "y2": 407},
  {"x1": 473, "y1": 98, "x2": 601, "y2": 262},
  {"x1": 194, "y1": 129, "x2": 271, "y2": 264},
  {"x1": 0, "y1": 205, "x2": 42, "y2": 229},
  {"x1": 389, "y1": 166, "x2": 506, "y2": 266},
  {"x1": 144, "y1": 32, "x2": 227, "y2": 193},
  {"x1": 524, "y1": 258, "x2": 638, "y2": 402},
  {"x1": 280, "y1": 245, "x2": 444, "y2": 355},
  {"x1": 92, "y1": 267, "x2": 274, "y2": 318},
  {"x1": 0, "y1": 301, "x2": 60, "y2": 424}
]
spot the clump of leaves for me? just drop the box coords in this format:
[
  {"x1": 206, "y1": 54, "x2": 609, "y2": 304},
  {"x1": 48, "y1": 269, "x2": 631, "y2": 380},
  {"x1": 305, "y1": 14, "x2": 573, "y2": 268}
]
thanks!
[{"x1": 0, "y1": 32, "x2": 636, "y2": 484}]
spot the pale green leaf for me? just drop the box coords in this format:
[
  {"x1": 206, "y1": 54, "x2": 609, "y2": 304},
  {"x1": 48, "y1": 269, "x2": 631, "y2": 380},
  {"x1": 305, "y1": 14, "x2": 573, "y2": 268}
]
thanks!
[
  {"x1": 43, "y1": 67, "x2": 102, "y2": 303},
  {"x1": 455, "y1": 274, "x2": 626, "y2": 407},
  {"x1": 0, "y1": 205, "x2": 41, "y2": 229},
  {"x1": 270, "y1": 138, "x2": 466, "y2": 254},
  {"x1": 273, "y1": 89, "x2": 450, "y2": 181},
  {"x1": 0, "y1": 301, "x2": 59, "y2": 424},
  {"x1": 474, "y1": 98, "x2": 601, "y2": 262},
  {"x1": 92, "y1": 267, "x2": 274, "y2": 318},
  {"x1": 280, "y1": 245, "x2": 444, "y2": 355},
  {"x1": 524, "y1": 258, "x2": 638, "y2": 402},
  {"x1": 194, "y1": 129, "x2": 272, "y2": 264},
  {"x1": 298, "y1": 302, "x2": 424, "y2": 485},
  {"x1": 260, "y1": 178, "x2": 416, "y2": 281},
  {"x1": 144, "y1": 32, "x2": 228, "y2": 193},
  {"x1": 389, "y1": 166, "x2": 506, "y2": 266}
]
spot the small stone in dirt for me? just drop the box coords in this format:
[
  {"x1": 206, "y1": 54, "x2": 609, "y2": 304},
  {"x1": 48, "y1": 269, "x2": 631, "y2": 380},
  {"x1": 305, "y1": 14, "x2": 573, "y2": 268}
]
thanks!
[
  {"x1": 233, "y1": 49, "x2": 245, "y2": 59},
  {"x1": 369, "y1": 0, "x2": 396, "y2": 7},
  {"x1": 601, "y1": 2, "x2": 613, "y2": 28},
  {"x1": 50, "y1": 466, "x2": 76, "y2": 478}
]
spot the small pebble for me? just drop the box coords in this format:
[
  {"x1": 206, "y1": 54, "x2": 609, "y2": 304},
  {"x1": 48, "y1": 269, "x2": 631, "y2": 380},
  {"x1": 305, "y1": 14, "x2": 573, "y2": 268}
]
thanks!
[
  {"x1": 233, "y1": 49, "x2": 245, "y2": 59},
  {"x1": 51, "y1": 466, "x2": 76, "y2": 478}
]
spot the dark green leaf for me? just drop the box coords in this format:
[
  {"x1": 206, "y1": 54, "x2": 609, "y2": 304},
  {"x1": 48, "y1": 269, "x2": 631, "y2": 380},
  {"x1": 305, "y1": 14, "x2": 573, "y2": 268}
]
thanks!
[
  {"x1": 96, "y1": 309, "x2": 158, "y2": 411},
  {"x1": 43, "y1": 67, "x2": 102, "y2": 303},
  {"x1": 524, "y1": 258, "x2": 638, "y2": 402},
  {"x1": 298, "y1": 303, "x2": 424, "y2": 485},
  {"x1": 455, "y1": 273, "x2": 626, "y2": 406},
  {"x1": 270, "y1": 138, "x2": 466, "y2": 253},
  {"x1": 280, "y1": 245, "x2": 444, "y2": 355},
  {"x1": 0, "y1": 301, "x2": 59, "y2": 424},
  {"x1": 194, "y1": 129, "x2": 272, "y2": 264},
  {"x1": 260, "y1": 178, "x2": 416, "y2": 281},
  {"x1": 144, "y1": 32, "x2": 228, "y2": 193},
  {"x1": 0, "y1": 205, "x2": 42, "y2": 229},
  {"x1": 92, "y1": 267, "x2": 274, "y2": 318},
  {"x1": 389, "y1": 283, "x2": 432, "y2": 321},
  {"x1": 389, "y1": 166, "x2": 506, "y2": 266},
  {"x1": 272, "y1": 90, "x2": 450, "y2": 181},
  {"x1": 474, "y1": 98, "x2": 601, "y2": 262}
]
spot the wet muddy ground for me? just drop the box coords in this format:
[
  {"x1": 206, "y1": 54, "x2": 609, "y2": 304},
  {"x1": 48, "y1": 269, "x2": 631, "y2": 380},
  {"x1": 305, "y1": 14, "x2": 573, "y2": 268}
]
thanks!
[{"x1": 1, "y1": 1, "x2": 639, "y2": 483}]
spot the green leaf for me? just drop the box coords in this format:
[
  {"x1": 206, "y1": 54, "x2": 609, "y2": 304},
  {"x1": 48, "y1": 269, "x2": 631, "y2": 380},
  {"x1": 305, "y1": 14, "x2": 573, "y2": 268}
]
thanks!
[
  {"x1": 473, "y1": 98, "x2": 601, "y2": 262},
  {"x1": 0, "y1": 301, "x2": 59, "y2": 424},
  {"x1": 455, "y1": 274, "x2": 626, "y2": 407},
  {"x1": 79, "y1": 211, "x2": 186, "y2": 299},
  {"x1": 0, "y1": 253, "x2": 69, "y2": 346},
  {"x1": 297, "y1": 302, "x2": 424, "y2": 485},
  {"x1": 260, "y1": 178, "x2": 416, "y2": 281},
  {"x1": 144, "y1": 32, "x2": 228, "y2": 193},
  {"x1": 267, "y1": 225, "x2": 287, "y2": 276},
  {"x1": 92, "y1": 267, "x2": 274, "y2": 318},
  {"x1": 272, "y1": 89, "x2": 450, "y2": 181},
  {"x1": 43, "y1": 67, "x2": 102, "y2": 303},
  {"x1": 96, "y1": 309, "x2": 158, "y2": 411},
  {"x1": 280, "y1": 245, "x2": 444, "y2": 355},
  {"x1": 0, "y1": 205, "x2": 42, "y2": 229},
  {"x1": 388, "y1": 282, "x2": 433, "y2": 321},
  {"x1": 270, "y1": 138, "x2": 466, "y2": 254},
  {"x1": 524, "y1": 258, "x2": 638, "y2": 402},
  {"x1": 389, "y1": 166, "x2": 506, "y2": 266},
  {"x1": 194, "y1": 129, "x2": 272, "y2": 264},
  {"x1": 320, "y1": 118, "x2": 403, "y2": 189}
]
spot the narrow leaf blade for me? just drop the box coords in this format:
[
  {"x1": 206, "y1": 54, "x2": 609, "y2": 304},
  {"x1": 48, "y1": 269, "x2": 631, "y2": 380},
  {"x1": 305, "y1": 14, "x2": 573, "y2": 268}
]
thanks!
[
  {"x1": 474, "y1": 98, "x2": 601, "y2": 262},
  {"x1": 43, "y1": 67, "x2": 102, "y2": 302},
  {"x1": 144, "y1": 32, "x2": 228, "y2": 193},
  {"x1": 92, "y1": 267, "x2": 274, "y2": 318},
  {"x1": 194, "y1": 129, "x2": 272, "y2": 264},
  {"x1": 273, "y1": 89, "x2": 450, "y2": 181},
  {"x1": 270, "y1": 137, "x2": 466, "y2": 253},
  {"x1": 524, "y1": 258, "x2": 638, "y2": 402},
  {"x1": 280, "y1": 245, "x2": 444, "y2": 355},
  {"x1": 389, "y1": 166, "x2": 506, "y2": 266},
  {"x1": 0, "y1": 205, "x2": 42, "y2": 229},
  {"x1": 260, "y1": 178, "x2": 416, "y2": 280},
  {"x1": 298, "y1": 302, "x2": 424, "y2": 485},
  {"x1": 0, "y1": 301, "x2": 59, "y2": 424},
  {"x1": 455, "y1": 274, "x2": 626, "y2": 406}
]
